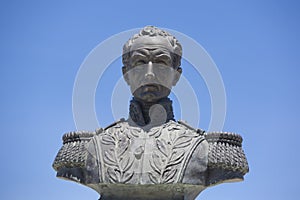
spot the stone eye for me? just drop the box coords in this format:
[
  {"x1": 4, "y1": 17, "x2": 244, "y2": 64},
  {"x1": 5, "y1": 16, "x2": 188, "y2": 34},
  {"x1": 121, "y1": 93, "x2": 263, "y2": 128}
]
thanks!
[
  {"x1": 156, "y1": 60, "x2": 168, "y2": 65},
  {"x1": 135, "y1": 60, "x2": 147, "y2": 66}
]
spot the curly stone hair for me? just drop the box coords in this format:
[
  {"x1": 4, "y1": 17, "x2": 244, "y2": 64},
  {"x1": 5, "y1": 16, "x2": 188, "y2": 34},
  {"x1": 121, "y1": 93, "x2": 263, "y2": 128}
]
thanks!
[{"x1": 122, "y1": 26, "x2": 182, "y2": 68}]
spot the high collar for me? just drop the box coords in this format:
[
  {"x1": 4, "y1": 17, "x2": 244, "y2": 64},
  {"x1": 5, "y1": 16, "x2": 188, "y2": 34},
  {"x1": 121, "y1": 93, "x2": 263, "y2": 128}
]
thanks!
[{"x1": 129, "y1": 97, "x2": 174, "y2": 126}]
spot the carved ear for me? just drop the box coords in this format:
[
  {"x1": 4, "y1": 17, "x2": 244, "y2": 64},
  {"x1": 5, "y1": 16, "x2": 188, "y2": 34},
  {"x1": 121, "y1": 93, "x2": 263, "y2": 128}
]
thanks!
[
  {"x1": 172, "y1": 67, "x2": 182, "y2": 86},
  {"x1": 122, "y1": 66, "x2": 130, "y2": 85}
]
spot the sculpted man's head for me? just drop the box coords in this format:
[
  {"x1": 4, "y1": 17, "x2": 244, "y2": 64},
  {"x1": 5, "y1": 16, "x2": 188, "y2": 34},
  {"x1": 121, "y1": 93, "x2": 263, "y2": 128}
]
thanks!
[{"x1": 122, "y1": 26, "x2": 183, "y2": 103}]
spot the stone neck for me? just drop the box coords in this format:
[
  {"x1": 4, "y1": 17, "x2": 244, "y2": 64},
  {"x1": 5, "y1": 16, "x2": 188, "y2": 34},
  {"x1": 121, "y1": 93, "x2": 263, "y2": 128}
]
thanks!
[{"x1": 129, "y1": 97, "x2": 174, "y2": 126}]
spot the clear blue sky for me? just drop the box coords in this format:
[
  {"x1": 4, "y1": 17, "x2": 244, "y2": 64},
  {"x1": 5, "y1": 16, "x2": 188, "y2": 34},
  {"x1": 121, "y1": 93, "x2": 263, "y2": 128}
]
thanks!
[{"x1": 0, "y1": 0, "x2": 299, "y2": 199}]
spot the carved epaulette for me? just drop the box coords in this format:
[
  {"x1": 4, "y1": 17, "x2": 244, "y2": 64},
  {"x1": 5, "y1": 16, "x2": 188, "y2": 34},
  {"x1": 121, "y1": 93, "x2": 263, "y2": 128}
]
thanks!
[
  {"x1": 177, "y1": 120, "x2": 205, "y2": 135},
  {"x1": 205, "y1": 132, "x2": 249, "y2": 175},
  {"x1": 104, "y1": 118, "x2": 126, "y2": 130},
  {"x1": 53, "y1": 131, "x2": 96, "y2": 171},
  {"x1": 205, "y1": 132, "x2": 242, "y2": 147},
  {"x1": 62, "y1": 131, "x2": 95, "y2": 144}
]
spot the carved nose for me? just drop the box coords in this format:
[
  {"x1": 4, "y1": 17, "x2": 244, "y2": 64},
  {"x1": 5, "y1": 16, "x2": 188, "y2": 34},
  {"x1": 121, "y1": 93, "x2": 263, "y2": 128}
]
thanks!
[{"x1": 145, "y1": 61, "x2": 155, "y2": 79}]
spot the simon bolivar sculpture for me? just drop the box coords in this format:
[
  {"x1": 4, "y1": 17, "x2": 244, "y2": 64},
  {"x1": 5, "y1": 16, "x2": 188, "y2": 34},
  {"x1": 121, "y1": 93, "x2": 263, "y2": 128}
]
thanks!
[{"x1": 53, "y1": 26, "x2": 249, "y2": 200}]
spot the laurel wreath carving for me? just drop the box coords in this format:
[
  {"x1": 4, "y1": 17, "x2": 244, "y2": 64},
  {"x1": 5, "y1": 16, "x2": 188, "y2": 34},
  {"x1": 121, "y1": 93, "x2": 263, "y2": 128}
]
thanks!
[
  {"x1": 148, "y1": 125, "x2": 164, "y2": 137},
  {"x1": 148, "y1": 124, "x2": 197, "y2": 184},
  {"x1": 101, "y1": 127, "x2": 134, "y2": 183}
]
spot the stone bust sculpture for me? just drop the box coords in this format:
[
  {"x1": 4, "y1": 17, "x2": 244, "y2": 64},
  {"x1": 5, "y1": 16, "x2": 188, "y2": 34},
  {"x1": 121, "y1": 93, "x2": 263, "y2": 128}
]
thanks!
[{"x1": 53, "y1": 26, "x2": 249, "y2": 200}]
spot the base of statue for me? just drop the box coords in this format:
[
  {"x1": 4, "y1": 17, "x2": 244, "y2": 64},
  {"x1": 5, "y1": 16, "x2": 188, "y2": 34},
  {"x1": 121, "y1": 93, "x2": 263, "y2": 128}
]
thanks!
[{"x1": 93, "y1": 184, "x2": 205, "y2": 200}]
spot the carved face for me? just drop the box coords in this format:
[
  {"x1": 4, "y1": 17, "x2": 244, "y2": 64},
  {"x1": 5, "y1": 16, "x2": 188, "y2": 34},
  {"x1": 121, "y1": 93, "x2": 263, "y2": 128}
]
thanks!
[{"x1": 123, "y1": 47, "x2": 181, "y2": 102}]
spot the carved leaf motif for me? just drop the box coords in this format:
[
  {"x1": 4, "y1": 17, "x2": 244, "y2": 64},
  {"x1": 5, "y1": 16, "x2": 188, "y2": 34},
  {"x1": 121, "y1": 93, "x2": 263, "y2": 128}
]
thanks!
[
  {"x1": 176, "y1": 129, "x2": 187, "y2": 135},
  {"x1": 104, "y1": 149, "x2": 117, "y2": 166},
  {"x1": 102, "y1": 124, "x2": 135, "y2": 184},
  {"x1": 149, "y1": 172, "x2": 159, "y2": 184},
  {"x1": 168, "y1": 149, "x2": 185, "y2": 166},
  {"x1": 152, "y1": 152, "x2": 163, "y2": 171},
  {"x1": 168, "y1": 125, "x2": 181, "y2": 131},
  {"x1": 101, "y1": 134, "x2": 115, "y2": 145},
  {"x1": 120, "y1": 124, "x2": 125, "y2": 133},
  {"x1": 122, "y1": 171, "x2": 134, "y2": 183},
  {"x1": 120, "y1": 155, "x2": 133, "y2": 172},
  {"x1": 117, "y1": 139, "x2": 129, "y2": 157},
  {"x1": 130, "y1": 127, "x2": 141, "y2": 137},
  {"x1": 107, "y1": 167, "x2": 118, "y2": 183},
  {"x1": 170, "y1": 132, "x2": 176, "y2": 143},
  {"x1": 123, "y1": 128, "x2": 131, "y2": 139},
  {"x1": 113, "y1": 124, "x2": 121, "y2": 129},
  {"x1": 149, "y1": 126, "x2": 163, "y2": 137},
  {"x1": 149, "y1": 159, "x2": 161, "y2": 175},
  {"x1": 173, "y1": 135, "x2": 192, "y2": 149},
  {"x1": 163, "y1": 168, "x2": 177, "y2": 183},
  {"x1": 156, "y1": 139, "x2": 168, "y2": 157},
  {"x1": 174, "y1": 142, "x2": 191, "y2": 149},
  {"x1": 148, "y1": 123, "x2": 199, "y2": 184},
  {"x1": 184, "y1": 130, "x2": 199, "y2": 137}
]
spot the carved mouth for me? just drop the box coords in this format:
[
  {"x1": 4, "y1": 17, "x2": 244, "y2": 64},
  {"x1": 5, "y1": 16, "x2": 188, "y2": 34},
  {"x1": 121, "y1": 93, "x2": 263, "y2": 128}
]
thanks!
[{"x1": 141, "y1": 84, "x2": 159, "y2": 92}]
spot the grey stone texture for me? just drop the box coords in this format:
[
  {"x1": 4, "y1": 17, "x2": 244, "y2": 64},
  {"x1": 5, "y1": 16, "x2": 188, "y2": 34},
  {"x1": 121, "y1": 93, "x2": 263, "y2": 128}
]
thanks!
[{"x1": 53, "y1": 26, "x2": 249, "y2": 199}]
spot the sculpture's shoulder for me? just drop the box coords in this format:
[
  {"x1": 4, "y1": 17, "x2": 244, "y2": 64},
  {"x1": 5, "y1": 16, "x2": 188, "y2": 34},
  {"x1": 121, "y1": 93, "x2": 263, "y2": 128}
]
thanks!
[
  {"x1": 52, "y1": 130, "x2": 97, "y2": 183},
  {"x1": 52, "y1": 119, "x2": 128, "y2": 184},
  {"x1": 103, "y1": 118, "x2": 127, "y2": 130},
  {"x1": 177, "y1": 120, "x2": 205, "y2": 135},
  {"x1": 53, "y1": 131, "x2": 96, "y2": 171},
  {"x1": 178, "y1": 121, "x2": 249, "y2": 186},
  {"x1": 204, "y1": 131, "x2": 249, "y2": 185}
]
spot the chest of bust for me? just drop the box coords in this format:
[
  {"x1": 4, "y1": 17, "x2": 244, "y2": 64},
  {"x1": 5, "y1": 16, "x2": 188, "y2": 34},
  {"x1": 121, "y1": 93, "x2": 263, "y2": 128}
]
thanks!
[{"x1": 91, "y1": 121, "x2": 205, "y2": 185}]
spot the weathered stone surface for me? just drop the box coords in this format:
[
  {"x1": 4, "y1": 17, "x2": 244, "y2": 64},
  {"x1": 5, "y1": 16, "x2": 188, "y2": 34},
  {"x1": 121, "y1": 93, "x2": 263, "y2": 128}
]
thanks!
[{"x1": 53, "y1": 26, "x2": 249, "y2": 199}]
